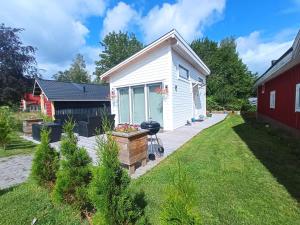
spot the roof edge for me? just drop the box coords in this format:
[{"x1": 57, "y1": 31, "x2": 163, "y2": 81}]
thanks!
[
  {"x1": 100, "y1": 29, "x2": 210, "y2": 80},
  {"x1": 255, "y1": 29, "x2": 300, "y2": 87}
]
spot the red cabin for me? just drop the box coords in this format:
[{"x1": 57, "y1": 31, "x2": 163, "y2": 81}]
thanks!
[
  {"x1": 255, "y1": 30, "x2": 300, "y2": 136},
  {"x1": 20, "y1": 93, "x2": 41, "y2": 112}
]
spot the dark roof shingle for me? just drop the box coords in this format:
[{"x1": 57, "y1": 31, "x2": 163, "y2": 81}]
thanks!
[{"x1": 35, "y1": 79, "x2": 110, "y2": 101}]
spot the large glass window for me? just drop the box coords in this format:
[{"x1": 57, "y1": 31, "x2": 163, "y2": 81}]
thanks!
[
  {"x1": 179, "y1": 65, "x2": 189, "y2": 80},
  {"x1": 296, "y1": 84, "x2": 300, "y2": 112},
  {"x1": 118, "y1": 88, "x2": 130, "y2": 123},
  {"x1": 148, "y1": 83, "x2": 163, "y2": 126},
  {"x1": 132, "y1": 86, "x2": 145, "y2": 124}
]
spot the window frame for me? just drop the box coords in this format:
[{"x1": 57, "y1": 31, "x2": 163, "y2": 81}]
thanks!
[
  {"x1": 295, "y1": 84, "x2": 300, "y2": 112},
  {"x1": 270, "y1": 90, "x2": 276, "y2": 109},
  {"x1": 178, "y1": 65, "x2": 189, "y2": 80}
]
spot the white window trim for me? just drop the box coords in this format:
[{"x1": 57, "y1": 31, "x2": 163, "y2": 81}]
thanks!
[
  {"x1": 178, "y1": 64, "x2": 189, "y2": 81},
  {"x1": 270, "y1": 90, "x2": 276, "y2": 109},
  {"x1": 295, "y1": 84, "x2": 300, "y2": 112}
]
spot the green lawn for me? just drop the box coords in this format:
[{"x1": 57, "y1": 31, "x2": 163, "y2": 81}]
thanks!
[
  {"x1": 0, "y1": 182, "x2": 87, "y2": 225},
  {"x1": 133, "y1": 115, "x2": 300, "y2": 225},
  {"x1": 0, "y1": 115, "x2": 299, "y2": 225},
  {"x1": 0, "y1": 133, "x2": 36, "y2": 158}
]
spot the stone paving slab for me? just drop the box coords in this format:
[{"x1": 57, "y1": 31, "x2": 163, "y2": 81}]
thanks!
[
  {"x1": 0, "y1": 155, "x2": 33, "y2": 190},
  {"x1": 1, "y1": 114, "x2": 227, "y2": 189}
]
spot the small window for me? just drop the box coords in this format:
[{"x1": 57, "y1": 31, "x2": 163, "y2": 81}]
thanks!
[
  {"x1": 270, "y1": 90, "x2": 276, "y2": 109},
  {"x1": 296, "y1": 84, "x2": 300, "y2": 112},
  {"x1": 179, "y1": 65, "x2": 189, "y2": 80}
]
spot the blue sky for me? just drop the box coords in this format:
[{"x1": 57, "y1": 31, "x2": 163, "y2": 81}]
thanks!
[{"x1": 1, "y1": 0, "x2": 300, "y2": 78}]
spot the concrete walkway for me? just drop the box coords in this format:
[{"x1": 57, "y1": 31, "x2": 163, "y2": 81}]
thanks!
[
  {"x1": 0, "y1": 113, "x2": 226, "y2": 190},
  {"x1": 0, "y1": 155, "x2": 33, "y2": 189},
  {"x1": 132, "y1": 113, "x2": 227, "y2": 178}
]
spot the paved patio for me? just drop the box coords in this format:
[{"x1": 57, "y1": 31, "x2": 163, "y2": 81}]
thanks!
[
  {"x1": 50, "y1": 113, "x2": 227, "y2": 177},
  {"x1": 2, "y1": 113, "x2": 226, "y2": 189}
]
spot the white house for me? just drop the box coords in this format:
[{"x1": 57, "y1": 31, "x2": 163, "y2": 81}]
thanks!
[{"x1": 101, "y1": 29, "x2": 210, "y2": 130}]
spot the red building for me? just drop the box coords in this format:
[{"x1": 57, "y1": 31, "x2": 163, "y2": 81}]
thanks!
[
  {"x1": 255, "y1": 30, "x2": 300, "y2": 136},
  {"x1": 20, "y1": 93, "x2": 41, "y2": 112}
]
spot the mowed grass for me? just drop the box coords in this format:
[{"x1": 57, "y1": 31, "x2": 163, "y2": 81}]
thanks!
[
  {"x1": 0, "y1": 182, "x2": 87, "y2": 225},
  {"x1": 133, "y1": 115, "x2": 300, "y2": 225},
  {"x1": 0, "y1": 133, "x2": 36, "y2": 158}
]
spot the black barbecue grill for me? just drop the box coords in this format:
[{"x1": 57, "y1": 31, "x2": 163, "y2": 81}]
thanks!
[{"x1": 141, "y1": 120, "x2": 164, "y2": 160}]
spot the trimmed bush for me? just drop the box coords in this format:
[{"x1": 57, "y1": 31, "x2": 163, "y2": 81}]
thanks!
[
  {"x1": 31, "y1": 128, "x2": 59, "y2": 187},
  {"x1": 89, "y1": 119, "x2": 147, "y2": 225},
  {"x1": 160, "y1": 161, "x2": 201, "y2": 225},
  {"x1": 0, "y1": 106, "x2": 14, "y2": 150},
  {"x1": 53, "y1": 119, "x2": 92, "y2": 209}
]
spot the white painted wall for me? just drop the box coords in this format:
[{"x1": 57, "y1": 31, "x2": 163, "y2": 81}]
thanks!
[
  {"x1": 107, "y1": 42, "x2": 207, "y2": 131},
  {"x1": 108, "y1": 43, "x2": 174, "y2": 130},
  {"x1": 171, "y1": 49, "x2": 206, "y2": 129}
]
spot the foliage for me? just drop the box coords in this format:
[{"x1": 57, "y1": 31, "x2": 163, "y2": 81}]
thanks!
[
  {"x1": 94, "y1": 31, "x2": 143, "y2": 81},
  {"x1": 0, "y1": 23, "x2": 37, "y2": 106},
  {"x1": 31, "y1": 128, "x2": 59, "y2": 187},
  {"x1": 53, "y1": 119, "x2": 92, "y2": 209},
  {"x1": 0, "y1": 182, "x2": 87, "y2": 225},
  {"x1": 53, "y1": 54, "x2": 91, "y2": 83},
  {"x1": 0, "y1": 132, "x2": 36, "y2": 158},
  {"x1": 241, "y1": 101, "x2": 257, "y2": 112},
  {"x1": 0, "y1": 106, "x2": 14, "y2": 149},
  {"x1": 115, "y1": 124, "x2": 139, "y2": 133},
  {"x1": 39, "y1": 112, "x2": 54, "y2": 123},
  {"x1": 89, "y1": 118, "x2": 147, "y2": 224},
  {"x1": 191, "y1": 37, "x2": 255, "y2": 110},
  {"x1": 160, "y1": 161, "x2": 201, "y2": 225},
  {"x1": 133, "y1": 116, "x2": 300, "y2": 224}
]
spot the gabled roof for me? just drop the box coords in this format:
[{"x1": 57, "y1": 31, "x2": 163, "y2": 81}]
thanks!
[
  {"x1": 33, "y1": 78, "x2": 110, "y2": 101},
  {"x1": 100, "y1": 29, "x2": 210, "y2": 80},
  {"x1": 255, "y1": 30, "x2": 300, "y2": 87}
]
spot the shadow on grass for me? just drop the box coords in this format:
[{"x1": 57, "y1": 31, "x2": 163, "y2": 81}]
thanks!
[
  {"x1": 233, "y1": 114, "x2": 300, "y2": 202},
  {"x1": 0, "y1": 184, "x2": 20, "y2": 196},
  {"x1": 4, "y1": 134, "x2": 36, "y2": 151}
]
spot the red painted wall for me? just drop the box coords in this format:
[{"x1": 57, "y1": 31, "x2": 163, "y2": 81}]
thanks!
[
  {"x1": 257, "y1": 63, "x2": 300, "y2": 130},
  {"x1": 24, "y1": 93, "x2": 41, "y2": 104},
  {"x1": 42, "y1": 94, "x2": 53, "y2": 117}
]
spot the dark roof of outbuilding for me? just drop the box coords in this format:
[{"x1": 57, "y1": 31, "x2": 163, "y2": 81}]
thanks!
[{"x1": 34, "y1": 78, "x2": 110, "y2": 101}]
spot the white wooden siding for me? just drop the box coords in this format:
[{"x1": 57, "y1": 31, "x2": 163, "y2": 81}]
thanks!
[
  {"x1": 171, "y1": 49, "x2": 206, "y2": 129},
  {"x1": 109, "y1": 43, "x2": 174, "y2": 130}
]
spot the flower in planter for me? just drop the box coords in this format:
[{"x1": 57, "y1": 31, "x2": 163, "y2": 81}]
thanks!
[{"x1": 115, "y1": 124, "x2": 139, "y2": 133}]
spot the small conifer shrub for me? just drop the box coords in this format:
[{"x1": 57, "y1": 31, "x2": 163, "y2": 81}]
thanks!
[
  {"x1": 89, "y1": 117, "x2": 147, "y2": 225},
  {"x1": 53, "y1": 119, "x2": 92, "y2": 209},
  {"x1": 31, "y1": 128, "x2": 59, "y2": 187}
]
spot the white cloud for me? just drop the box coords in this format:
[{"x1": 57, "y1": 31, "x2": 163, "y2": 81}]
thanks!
[
  {"x1": 140, "y1": 0, "x2": 226, "y2": 42},
  {"x1": 236, "y1": 31, "x2": 294, "y2": 74},
  {"x1": 0, "y1": 0, "x2": 106, "y2": 78},
  {"x1": 101, "y1": 2, "x2": 139, "y2": 38}
]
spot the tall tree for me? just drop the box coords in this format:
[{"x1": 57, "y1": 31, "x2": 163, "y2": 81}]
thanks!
[
  {"x1": 94, "y1": 31, "x2": 143, "y2": 81},
  {"x1": 53, "y1": 54, "x2": 91, "y2": 83},
  {"x1": 0, "y1": 24, "x2": 37, "y2": 106},
  {"x1": 191, "y1": 37, "x2": 255, "y2": 110}
]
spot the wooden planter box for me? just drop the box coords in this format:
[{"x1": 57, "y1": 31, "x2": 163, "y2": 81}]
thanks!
[
  {"x1": 112, "y1": 130, "x2": 148, "y2": 174},
  {"x1": 23, "y1": 118, "x2": 43, "y2": 135}
]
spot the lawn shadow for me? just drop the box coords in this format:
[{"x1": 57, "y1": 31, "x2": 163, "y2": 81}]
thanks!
[
  {"x1": 0, "y1": 184, "x2": 20, "y2": 196},
  {"x1": 233, "y1": 114, "x2": 300, "y2": 202}
]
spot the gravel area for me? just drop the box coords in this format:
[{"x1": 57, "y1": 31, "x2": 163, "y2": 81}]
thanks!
[{"x1": 0, "y1": 155, "x2": 33, "y2": 190}]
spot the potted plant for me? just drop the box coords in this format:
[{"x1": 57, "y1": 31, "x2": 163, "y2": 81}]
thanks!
[{"x1": 112, "y1": 124, "x2": 148, "y2": 174}]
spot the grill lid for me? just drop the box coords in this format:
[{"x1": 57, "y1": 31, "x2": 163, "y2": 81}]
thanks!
[{"x1": 140, "y1": 120, "x2": 160, "y2": 135}]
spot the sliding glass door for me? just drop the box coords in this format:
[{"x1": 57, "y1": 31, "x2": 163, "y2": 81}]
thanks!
[
  {"x1": 117, "y1": 83, "x2": 163, "y2": 126},
  {"x1": 131, "y1": 86, "x2": 145, "y2": 124},
  {"x1": 148, "y1": 83, "x2": 163, "y2": 126},
  {"x1": 118, "y1": 88, "x2": 130, "y2": 123}
]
